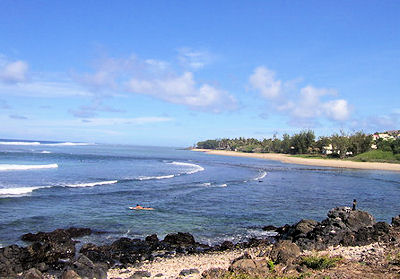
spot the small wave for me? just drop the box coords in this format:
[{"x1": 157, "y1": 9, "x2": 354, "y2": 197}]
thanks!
[
  {"x1": 40, "y1": 151, "x2": 52, "y2": 154},
  {"x1": 201, "y1": 182, "x2": 212, "y2": 186},
  {"x1": 137, "y1": 174, "x2": 175, "y2": 181},
  {"x1": 0, "y1": 141, "x2": 41, "y2": 145},
  {"x1": 254, "y1": 171, "x2": 267, "y2": 181},
  {"x1": 169, "y1": 161, "x2": 205, "y2": 174},
  {"x1": 43, "y1": 142, "x2": 92, "y2": 146},
  {"x1": 0, "y1": 186, "x2": 51, "y2": 196},
  {"x1": 65, "y1": 180, "x2": 118, "y2": 188},
  {"x1": 218, "y1": 184, "x2": 227, "y2": 187},
  {"x1": 0, "y1": 164, "x2": 58, "y2": 171}
]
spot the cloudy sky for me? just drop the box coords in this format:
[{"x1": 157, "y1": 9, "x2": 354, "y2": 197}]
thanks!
[{"x1": 0, "y1": 1, "x2": 399, "y2": 146}]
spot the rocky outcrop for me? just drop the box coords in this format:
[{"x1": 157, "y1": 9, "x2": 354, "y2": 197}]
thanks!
[
  {"x1": 269, "y1": 240, "x2": 300, "y2": 264},
  {"x1": 277, "y1": 207, "x2": 395, "y2": 250}
]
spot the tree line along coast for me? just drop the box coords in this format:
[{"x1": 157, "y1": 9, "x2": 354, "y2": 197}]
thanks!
[{"x1": 195, "y1": 130, "x2": 400, "y2": 163}]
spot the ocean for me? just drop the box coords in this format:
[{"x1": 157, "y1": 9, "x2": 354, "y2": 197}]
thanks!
[{"x1": 1, "y1": 139, "x2": 399, "y2": 248}]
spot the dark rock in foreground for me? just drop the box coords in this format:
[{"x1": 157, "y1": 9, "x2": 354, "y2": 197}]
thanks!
[
  {"x1": 1, "y1": 207, "x2": 399, "y2": 278},
  {"x1": 277, "y1": 207, "x2": 396, "y2": 250}
]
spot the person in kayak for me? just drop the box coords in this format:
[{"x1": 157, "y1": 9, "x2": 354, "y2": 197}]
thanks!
[{"x1": 130, "y1": 204, "x2": 154, "y2": 210}]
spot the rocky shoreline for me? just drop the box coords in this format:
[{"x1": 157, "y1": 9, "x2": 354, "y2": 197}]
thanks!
[{"x1": 1, "y1": 207, "x2": 400, "y2": 279}]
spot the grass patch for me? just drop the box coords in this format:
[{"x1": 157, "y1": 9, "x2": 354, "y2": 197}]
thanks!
[
  {"x1": 350, "y1": 150, "x2": 400, "y2": 163},
  {"x1": 300, "y1": 255, "x2": 342, "y2": 270}
]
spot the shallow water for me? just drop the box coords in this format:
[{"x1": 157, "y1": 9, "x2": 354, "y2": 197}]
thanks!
[{"x1": 0, "y1": 140, "x2": 399, "y2": 247}]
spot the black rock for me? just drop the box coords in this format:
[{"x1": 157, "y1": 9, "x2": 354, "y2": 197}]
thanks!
[
  {"x1": 262, "y1": 225, "x2": 278, "y2": 231},
  {"x1": 392, "y1": 215, "x2": 400, "y2": 227},
  {"x1": 163, "y1": 232, "x2": 196, "y2": 246}
]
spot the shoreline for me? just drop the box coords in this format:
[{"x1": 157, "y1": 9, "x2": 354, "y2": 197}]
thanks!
[{"x1": 192, "y1": 149, "x2": 400, "y2": 172}]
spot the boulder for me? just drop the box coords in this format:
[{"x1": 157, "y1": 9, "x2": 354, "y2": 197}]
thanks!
[
  {"x1": 70, "y1": 255, "x2": 107, "y2": 279},
  {"x1": 128, "y1": 270, "x2": 151, "y2": 278},
  {"x1": 21, "y1": 268, "x2": 43, "y2": 279},
  {"x1": 269, "y1": 240, "x2": 300, "y2": 264},
  {"x1": 61, "y1": 269, "x2": 82, "y2": 279},
  {"x1": 179, "y1": 268, "x2": 200, "y2": 276},
  {"x1": 229, "y1": 259, "x2": 257, "y2": 271},
  {"x1": 201, "y1": 268, "x2": 228, "y2": 279}
]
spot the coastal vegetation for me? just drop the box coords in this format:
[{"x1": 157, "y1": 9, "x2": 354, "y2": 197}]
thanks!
[{"x1": 196, "y1": 130, "x2": 400, "y2": 163}]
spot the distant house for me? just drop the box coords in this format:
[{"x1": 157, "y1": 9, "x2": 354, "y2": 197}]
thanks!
[{"x1": 322, "y1": 144, "x2": 333, "y2": 155}]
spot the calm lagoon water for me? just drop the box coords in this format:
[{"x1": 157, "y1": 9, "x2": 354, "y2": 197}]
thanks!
[{"x1": 0, "y1": 140, "x2": 399, "y2": 247}]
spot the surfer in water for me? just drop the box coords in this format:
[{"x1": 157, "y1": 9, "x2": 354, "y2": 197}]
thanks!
[{"x1": 130, "y1": 204, "x2": 154, "y2": 210}]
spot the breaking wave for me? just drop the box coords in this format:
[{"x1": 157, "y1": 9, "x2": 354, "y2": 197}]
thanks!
[
  {"x1": 0, "y1": 186, "x2": 51, "y2": 196},
  {"x1": 0, "y1": 164, "x2": 58, "y2": 171},
  {"x1": 169, "y1": 161, "x2": 205, "y2": 174},
  {"x1": 254, "y1": 171, "x2": 267, "y2": 181},
  {"x1": 64, "y1": 180, "x2": 118, "y2": 188},
  {"x1": 0, "y1": 141, "x2": 92, "y2": 146},
  {"x1": 137, "y1": 175, "x2": 175, "y2": 181}
]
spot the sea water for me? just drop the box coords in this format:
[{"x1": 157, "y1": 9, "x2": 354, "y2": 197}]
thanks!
[{"x1": 0, "y1": 139, "x2": 399, "y2": 247}]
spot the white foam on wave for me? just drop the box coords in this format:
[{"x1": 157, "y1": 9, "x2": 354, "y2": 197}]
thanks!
[
  {"x1": 137, "y1": 174, "x2": 175, "y2": 181},
  {"x1": 0, "y1": 163, "x2": 58, "y2": 171},
  {"x1": 218, "y1": 183, "x2": 228, "y2": 187},
  {"x1": 0, "y1": 186, "x2": 51, "y2": 196},
  {"x1": 254, "y1": 171, "x2": 267, "y2": 181},
  {"x1": 0, "y1": 141, "x2": 92, "y2": 146},
  {"x1": 201, "y1": 182, "x2": 212, "y2": 186},
  {"x1": 0, "y1": 141, "x2": 41, "y2": 145},
  {"x1": 169, "y1": 161, "x2": 205, "y2": 174},
  {"x1": 40, "y1": 151, "x2": 52, "y2": 154},
  {"x1": 65, "y1": 180, "x2": 118, "y2": 188}
]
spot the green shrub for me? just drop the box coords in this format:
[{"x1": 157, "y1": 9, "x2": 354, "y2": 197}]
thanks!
[
  {"x1": 300, "y1": 255, "x2": 341, "y2": 270},
  {"x1": 267, "y1": 259, "x2": 275, "y2": 271}
]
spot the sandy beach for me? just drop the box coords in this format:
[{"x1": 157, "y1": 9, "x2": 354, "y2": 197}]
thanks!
[{"x1": 192, "y1": 149, "x2": 400, "y2": 172}]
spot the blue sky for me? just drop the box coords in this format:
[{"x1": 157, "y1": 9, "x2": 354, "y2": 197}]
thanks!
[{"x1": 0, "y1": 1, "x2": 399, "y2": 146}]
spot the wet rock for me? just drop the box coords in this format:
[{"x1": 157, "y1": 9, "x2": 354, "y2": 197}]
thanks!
[
  {"x1": 61, "y1": 269, "x2": 82, "y2": 279},
  {"x1": 21, "y1": 227, "x2": 91, "y2": 243},
  {"x1": 262, "y1": 225, "x2": 278, "y2": 231},
  {"x1": 179, "y1": 268, "x2": 200, "y2": 276},
  {"x1": 145, "y1": 234, "x2": 159, "y2": 243},
  {"x1": 269, "y1": 240, "x2": 300, "y2": 264},
  {"x1": 163, "y1": 232, "x2": 196, "y2": 246},
  {"x1": 218, "y1": 241, "x2": 234, "y2": 251},
  {"x1": 21, "y1": 268, "x2": 43, "y2": 279}
]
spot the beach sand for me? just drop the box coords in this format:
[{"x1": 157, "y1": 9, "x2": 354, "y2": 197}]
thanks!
[
  {"x1": 107, "y1": 243, "x2": 389, "y2": 279},
  {"x1": 192, "y1": 149, "x2": 400, "y2": 172}
]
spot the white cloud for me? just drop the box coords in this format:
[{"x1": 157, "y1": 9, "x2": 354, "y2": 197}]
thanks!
[
  {"x1": 79, "y1": 116, "x2": 173, "y2": 126},
  {"x1": 0, "y1": 80, "x2": 92, "y2": 97},
  {"x1": 177, "y1": 48, "x2": 212, "y2": 70},
  {"x1": 128, "y1": 72, "x2": 237, "y2": 112},
  {"x1": 0, "y1": 60, "x2": 29, "y2": 83},
  {"x1": 250, "y1": 66, "x2": 352, "y2": 124},
  {"x1": 249, "y1": 66, "x2": 282, "y2": 99},
  {"x1": 323, "y1": 99, "x2": 350, "y2": 121}
]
